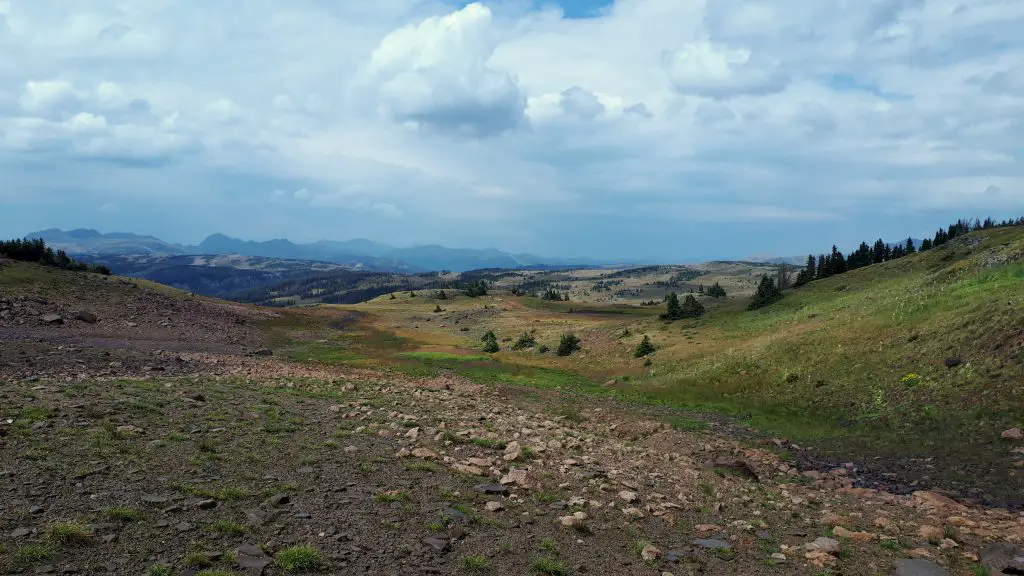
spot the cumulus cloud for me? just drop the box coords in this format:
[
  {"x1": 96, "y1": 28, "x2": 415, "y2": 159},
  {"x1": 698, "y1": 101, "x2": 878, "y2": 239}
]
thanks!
[
  {"x1": 662, "y1": 42, "x2": 788, "y2": 99},
  {"x1": 1, "y1": 0, "x2": 1023, "y2": 259},
  {"x1": 365, "y1": 3, "x2": 526, "y2": 136}
]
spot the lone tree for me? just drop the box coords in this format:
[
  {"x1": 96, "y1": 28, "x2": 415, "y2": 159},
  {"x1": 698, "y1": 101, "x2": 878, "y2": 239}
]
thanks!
[
  {"x1": 433, "y1": 304, "x2": 444, "y2": 313},
  {"x1": 748, "y1": 275, "x2": 783, "y2": 310},
  {"x1": 660, "y1": 292, "x2": 683, "y2": 320},
  {"x1": 436, "y1": 290, "x2": 448, "y2": 300},
  {"x1": 634, "y1": 335, "x2": 656, "y2": 358},
  {"x1": 679, "y1": 294, "x2": 705, "y2": 318},
  {"x1": 556, "y1": 333, "x2": 581, "y2": 356},
  {"x1": 706, "y1": 282, "x2": 727, "y2": 298},
  {"x1": 482, "y1": 331, "x2": 500, "y2": 353}
]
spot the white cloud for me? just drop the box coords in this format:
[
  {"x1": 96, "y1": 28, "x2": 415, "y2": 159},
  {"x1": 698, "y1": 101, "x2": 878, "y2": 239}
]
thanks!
[
  {"x1": 365, "y1": 2, "x2": 526, "y2": 136},
  {"x1": 662, "y1": 42, "x2": 788, "y2": 99},
  {"x1": 1, "y1": 0, "x2": 1023, "y2": 256}
]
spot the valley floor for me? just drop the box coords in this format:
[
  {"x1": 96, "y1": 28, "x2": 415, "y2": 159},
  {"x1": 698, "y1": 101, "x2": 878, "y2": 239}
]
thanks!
[{"x1": 2, "y1": 261, "x2": 1023, "y2": 575}]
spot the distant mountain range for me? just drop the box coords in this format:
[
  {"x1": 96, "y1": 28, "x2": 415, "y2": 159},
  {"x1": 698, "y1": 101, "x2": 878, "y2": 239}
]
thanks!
[{"x1": 26, "y1": 229, "x2": 624, "y2": 273}]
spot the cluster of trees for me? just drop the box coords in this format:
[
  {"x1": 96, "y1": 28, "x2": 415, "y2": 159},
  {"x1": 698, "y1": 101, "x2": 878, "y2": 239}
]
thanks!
[
  {"x1": 481, "y1": 329, "x2": 578, "y2": 355},
  {"x1": 795, "y1": 216, "x2": 1024, "y2": 287},
  {"x1": 463, "y1": 280, "x2": 488, "y2": 297},
  {"x1": 0, "y1": 238, "x2": 111, "y2": 275},
  {"x1": 704, "y1": 282, "x2": 727, "y2": 298},
  {"x1": 540, "y1": 288, "x2": 570, "y2": 301},
  {"x1": 748, "y1": 276, "x2": 784, "y2": 310},
  {"x1": 660, "y1": 292, "x2": 705, "y2": 320}
]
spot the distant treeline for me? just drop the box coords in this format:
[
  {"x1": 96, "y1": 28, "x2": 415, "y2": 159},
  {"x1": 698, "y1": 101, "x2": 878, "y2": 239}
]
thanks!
[
  {"x1": 795, "y1": 216, "x2": 1024, "y2": 287},
  {"x1": 0, "y1": 238, "x2": 111, "y2": 275}
]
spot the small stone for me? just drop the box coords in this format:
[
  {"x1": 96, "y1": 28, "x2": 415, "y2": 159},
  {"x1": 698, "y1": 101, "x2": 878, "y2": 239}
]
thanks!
[
  {"x1": 557, "y1": 512, "x2": 588, "y2": 528},
  {"x1": 771, "y1": 553, "x2": 787, "y2": 563},
  {"x1": 412, "y1": 447, "x2": 439, "y2": 459},
  {"x1": 618, "y1": 490, "x2": 638, "y2": 503},
  {"x1": 694, "y1": 524, "x2": 721, "y2": 533},
  {"x1": 485, "y1": 501, "x2": 504, "y2": 512},
  {"x1": 453, "y1": 464, "x2": 484, "y2": 476},
  {"x1": 265, "y1": 494, "x2": 290, "y2": 507},
  {"x1": 834, "y1": 526, "x2": 875, "y2": 541},
  {"x1": 423, "y1": 535, "x2": 450, "y2": 552},
  {"x1": 641, "y1": 544, "x2": 662, "y2": 562},
  {"x1": 142, "y1": 494, "x2": 169, "y2": 505},
  {"x1": 41, "y1": 314, "x2": 64, "y2": 325},
  {"x1": 1002, "y1": 427, "x2": 1023, "y2": 440},
  {"x1": 917, "y1": 525, "x2": 943, "y2": 541},
  {"x1": 622, "y1": 507, "x2": 645, "y2": 519},
  {"x1": 466, "y1": 457, "x2": 492, "y2": 467},
  {"x1": 503, "y1": 441, "x2": 523, "y2": 462},
  {"x1": 197, "y1": 499, "x2": 217, "y2": 510},
  {"x1": 236, "y1": 544, "x2": 272, "y2": 573},
  {"x1": 405, "y1": 427, "x2": 420, "y2": 440},
  {"x1": 473, "y1": 483, "x2": 509, "y2": 496},
  {"x1": 890, "y1": 558, "x2": 950, "y2": 576},
  {"x1": 809, "y1": 537, "x2": 839, "y2": 554},
  {"x1": 74, "y1": 311, "x2": 98, "y2": 324},
  {"x1": 10, "y1": 527, "x2": 32, "y2": 538},
  {"x1": 500, "y1": 468, "x2": 536, "y2": 488}
]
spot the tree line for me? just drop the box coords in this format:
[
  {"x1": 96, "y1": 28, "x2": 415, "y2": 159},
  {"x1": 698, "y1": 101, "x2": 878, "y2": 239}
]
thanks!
[
  {"x1": 0, "y1": 238, "x2": 111, "y2": 275},
  {"x1": 794, "y1": 216, "x2": 1024, "y2": 287}
]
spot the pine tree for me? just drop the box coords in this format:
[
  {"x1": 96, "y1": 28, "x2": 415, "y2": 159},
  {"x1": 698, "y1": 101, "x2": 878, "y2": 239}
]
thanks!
[
  {"x1": 556, "y1": 333, "x2": 581, "y2": 356},
  {"x1": 748, "y1": 275, "x2": 783, "y2": 310},
  {"x1": 661, "y1": 292, "x2": 682, "y2": 320},
  {"x1": 872, "y1": 239, "x2": 886, "y2": 264},
  {"x1": 633, "y1": 335, "x2": 656, "y2": 358},
  {"x1": 679, "y1": 294, "x2": 705, "y2": 318},
  {"x1": 437, "y1": 290, "x2": 448, "y2": 300},
  {"x1": 920, "y1": 238, "x2": 933, "y2": 250},
  {"x1": 904, "y1": 237, "x2": 916, "y2": 254}
]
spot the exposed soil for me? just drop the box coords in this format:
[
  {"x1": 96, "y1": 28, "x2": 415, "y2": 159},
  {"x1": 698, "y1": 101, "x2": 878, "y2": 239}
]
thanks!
[{"x1": 2, "y1": 267, "x2": 1023, "y2": 575}]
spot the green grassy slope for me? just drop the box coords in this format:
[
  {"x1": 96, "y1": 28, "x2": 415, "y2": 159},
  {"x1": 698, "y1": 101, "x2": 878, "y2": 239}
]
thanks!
[{"x1": 635, "y1": 227, "x2": 1024, "y2": 503}]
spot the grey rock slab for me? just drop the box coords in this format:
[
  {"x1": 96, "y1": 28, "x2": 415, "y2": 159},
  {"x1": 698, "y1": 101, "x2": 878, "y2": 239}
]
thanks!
[
  {"x1": 890, "y1": 559, "x2": 950, "y2": 576},
  {"x1": 236, "y1": 544, "x2": 272, "y2": 574},
  {"x1": 980, "y1": 543, "x2": 1024, "y2": 574}
]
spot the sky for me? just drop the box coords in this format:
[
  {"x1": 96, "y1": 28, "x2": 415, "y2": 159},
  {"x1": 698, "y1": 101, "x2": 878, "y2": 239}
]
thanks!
[{"x1": 1, "y1": 0, "x2": 1023, "y2": 261}]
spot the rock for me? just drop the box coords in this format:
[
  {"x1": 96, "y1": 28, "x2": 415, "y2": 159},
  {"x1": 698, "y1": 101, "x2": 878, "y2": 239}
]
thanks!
[
  {"x1": 141, "y1": 494, "x2": 169, "y2": 505},
  {"x1": 485, "y1": 501, "x2": 504, "y2": 512},
  {"x1": 466, "y1": 457, "x2": 492, "y2": 467},
  {"x1": 74, "y1": 311, "x2": 98, "y2": 324},
  {"x1": 917, "y1": 525, "x2": 943, "y2": 541},
  {"x1": 500, "y1": 468, "x2": 537, "y2": 488},
  {"x1": 405, "y1": 427, "x2": 420, "y2": 440},
  {"x1": 711, "y1": 456, "x2": 759, "y2": 481},
  {"x1": 503, "y1": 441, "x2": 523, "y2": 461},
  {"x1": 1002, "y1": 428, "x2": 1023, "y2": 441},
  {"x1": 236, "y1": 544, "x2": 272, "y2": 574},
  {"x1": 557, "y1": 512, "x2": 588, "y2": 528},
  {"x1": 770, "y1": 553, "x2": 787, "y2": 563},
  {"x1": 806, "y1": 550, "x2": 837, "y2": 568},
  {"x1": 618, "y1": 490, "x2": 639, "y2": 503},
  {"x1": 412, "y1": 447, "x2": 439, "y2": 459},
  {"x1": 453, "y1": 464, "x2": 484, "y2": 476},
  {"x1": 890, "y1": 559, "x2": 950, "y2": 576},
  {"x1": 423, "y1": 535, "x2": 450, "y2": 552},
  {"x1": 265, "y1": 494, "x2": 290, "y2": 507},
  {"x1": 473, "y1": 484, "x2": 509, "y2": 496},
  {"x1": 910, "y1": 491, "x2": 965, "y2": 512},
  {"x1": 116, "y1": 425, "x2": 144, "y2": 436},
  {"x1": 10, "y1": 527, "x2": 32, "y2": 538},
  {"x1": 980, "y1": 543, "x2": 1024, "y2": 575},
  {"x1": 251, "y1": 349, "x2": 273, "y2": 357},
  {"x1": 197, "y1": 499, "x2": 217, "y2": 510},
  {"x1": 641, "y1": 544, "x2": 662, "y2": 562},
  {"x1": 694, "y1": 524, "x2": 721, "y2": 533},
  {"x1": 41, "y1": 314, "x2": 64, "y2": 325},
  {"x1": 693, "y1": 539, "x2": 732, "y2": 550},
  {"x1": 943, "y1": 358, "x2": 962, "y2": 368},
  {"x1": 833, "y1": 526, "x2": 875, "y2": 541},
  {"x1": 185, "y1": 392, "x2": 206, "y2": 403},
  {"x1": 808, "y1": 537, "x2": 840, "y2": 554},
  {"x1": 622, "y1": 508, "x2": 645, "y2": 519}
]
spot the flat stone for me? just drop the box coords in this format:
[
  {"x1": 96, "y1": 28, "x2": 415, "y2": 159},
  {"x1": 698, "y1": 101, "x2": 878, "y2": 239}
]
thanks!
[
  {"x1": 890, "y1": 559, "x2": 950, "y2": 576},
  {"x1": 693, "y1": 539, "x2": 732, "y2": 550},
  {"x1": 41, "y1": 314, "x2": 63, "y2": 325},
  {"x1": 237, "y1": 544, "x2": 272, "y2": 574},
  {"x1": 423, "y1": 535, "x2": 450, "y2": 552},
  {"x1": 197, "y1": 499, "x2": 217, "y2": 510},
  {"x1": 265, "y1": 494, "x2": 290, "y2": 507},
  {"x1": 74, "y1": 311, "x2": 98, "y2": 324},
  {"x1": 472, "y1": 483, "x2": 509, "y2": 496},
  {"x1": 142, "y1": 494, "x2": 169, "y2": 505},
  {"x1": 980, "y1": 543, "x2": 1024, "y2": 575},
  {"x1": 10, "y1": 527, "x2": 32, "y2": 538}
]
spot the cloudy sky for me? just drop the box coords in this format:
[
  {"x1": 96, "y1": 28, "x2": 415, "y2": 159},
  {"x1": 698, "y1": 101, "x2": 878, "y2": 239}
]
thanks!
[{"x1": 1, "y1": 0, "x2": 1022, "y2": 261}]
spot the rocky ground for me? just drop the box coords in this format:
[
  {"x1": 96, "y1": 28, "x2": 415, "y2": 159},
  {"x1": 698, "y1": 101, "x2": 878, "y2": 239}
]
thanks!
[{"x1": 2, "y1": 266, "x2": 1023, "y2": 575}]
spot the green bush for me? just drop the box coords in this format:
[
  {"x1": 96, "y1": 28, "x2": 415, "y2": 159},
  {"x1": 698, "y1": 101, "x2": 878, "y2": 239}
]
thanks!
[
  {"x1": 634, "y1": 335, "x2": 655, "y2": 358},
  {"x1": 556, "y1": 333, "x2": 581, "y2": 356},
  {"x1": 512, "y1": 333, "x2": 537, "y2": 350}
]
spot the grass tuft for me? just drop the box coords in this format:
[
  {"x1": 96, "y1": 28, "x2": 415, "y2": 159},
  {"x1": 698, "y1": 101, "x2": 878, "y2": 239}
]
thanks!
[{"x1": 275, "y1": 545, "x2": 324, "y2": 573}]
